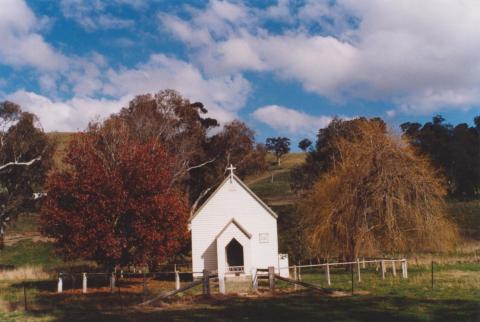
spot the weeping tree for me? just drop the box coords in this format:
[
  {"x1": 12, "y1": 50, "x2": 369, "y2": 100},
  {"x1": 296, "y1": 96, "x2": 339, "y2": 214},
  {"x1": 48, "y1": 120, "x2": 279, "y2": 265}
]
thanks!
[{"x1": 299, "y1": 119, "x2": 458, "y2": 261}]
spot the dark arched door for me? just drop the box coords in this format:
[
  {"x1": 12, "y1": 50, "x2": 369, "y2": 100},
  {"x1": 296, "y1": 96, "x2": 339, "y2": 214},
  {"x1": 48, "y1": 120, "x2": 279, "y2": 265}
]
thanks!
[{"x1": 226, "y1": 238, "x2": 244, "y2": 268}]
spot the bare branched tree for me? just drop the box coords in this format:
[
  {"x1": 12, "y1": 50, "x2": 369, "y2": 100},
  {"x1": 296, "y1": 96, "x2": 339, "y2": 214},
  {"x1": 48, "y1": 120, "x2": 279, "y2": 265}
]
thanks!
[
  {"x1": 299, "y1": 119, "x2": 458, "y2": 261},
  {"x1": 0, "y1": 102, "x2": 52, "y2": 247}
]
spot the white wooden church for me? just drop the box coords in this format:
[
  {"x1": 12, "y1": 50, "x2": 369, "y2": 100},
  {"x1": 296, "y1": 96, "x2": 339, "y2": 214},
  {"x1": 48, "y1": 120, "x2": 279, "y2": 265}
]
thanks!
[{"x1": 189, "y1": 166, "x2": 289, "y2": 278}]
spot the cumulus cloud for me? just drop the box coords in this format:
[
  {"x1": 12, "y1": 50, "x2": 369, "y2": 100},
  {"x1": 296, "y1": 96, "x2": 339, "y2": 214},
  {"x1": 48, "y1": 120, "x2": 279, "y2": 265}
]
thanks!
[
  {"x1": 0, "y1": 0, "x2": 67, "y2": 70},
  {"x1": 103, "y1": 54, "x2": 251, "y2": 124},
  {"x1": 7, "y1": 90, "x2": 129, "y2": 132},
  {"x1": 5, "y1": 54, "x2": 252, "y2": 131},
  {"x1": 252, "y1": 105, "x2": 333, "y2": 134},
  {"x1": 162, "y1": 0, "x2": 480, "y2": 114}
]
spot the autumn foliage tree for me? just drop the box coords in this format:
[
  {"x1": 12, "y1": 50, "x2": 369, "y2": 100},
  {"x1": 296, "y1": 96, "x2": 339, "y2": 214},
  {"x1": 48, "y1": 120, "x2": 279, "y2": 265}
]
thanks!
[
  {"x1": 299, "y1": 119, "x2": 457, "y2": 261},
  {"x1": 41, "y1": 120, "x2": 188, "y2": 269}
]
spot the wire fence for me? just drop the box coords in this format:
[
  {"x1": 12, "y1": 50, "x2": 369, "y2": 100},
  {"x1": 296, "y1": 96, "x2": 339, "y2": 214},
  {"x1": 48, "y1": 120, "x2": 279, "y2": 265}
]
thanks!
[{"x1": 1, "y1": 257, "x2": 479, "y2": 311}]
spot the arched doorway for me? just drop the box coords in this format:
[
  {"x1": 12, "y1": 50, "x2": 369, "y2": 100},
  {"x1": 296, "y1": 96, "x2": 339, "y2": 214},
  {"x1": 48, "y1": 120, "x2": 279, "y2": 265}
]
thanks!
[{"x1": 226, "y1": 238, "x2": 244, "y2": 273}]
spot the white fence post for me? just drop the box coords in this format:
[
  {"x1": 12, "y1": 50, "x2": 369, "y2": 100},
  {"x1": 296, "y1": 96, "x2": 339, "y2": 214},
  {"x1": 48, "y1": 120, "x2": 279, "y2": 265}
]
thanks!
[
  {"x1": 57, "y1": 275, "x2": 63, "y2": 293},
  {"x1": 357, "y1": 258, "x2": 361, "y2": 282},
  {"x1": 252, "y1": 267, "x2": 258, "y2": 291},
  {"x1": 82, "y1": 273, "x2": 87, "y2": 294},
  {"x1": 362, "y1": 257, "x2": 366, "y2": 269},
  {"x1": 392, "y1": 261, "x2": 397, "y2": 277},
  {"x1": 381, "y1": 260, "x2": 385, "y2": 280},
  {"x1": 326, "y1": 263, "x2": 331, "y2": 286},
  {"x1": 110, "y1": 272, "x2": 115, "y2": 292},
  {"x1": 219, "y1": 273, "x2": 226, "y2": 294},
  {"x1": 402, "y1": 259, "x2": 408, "y2": 278},
  {"x1": 175, "y1": 270, "x2": 180, "y2": 290}
]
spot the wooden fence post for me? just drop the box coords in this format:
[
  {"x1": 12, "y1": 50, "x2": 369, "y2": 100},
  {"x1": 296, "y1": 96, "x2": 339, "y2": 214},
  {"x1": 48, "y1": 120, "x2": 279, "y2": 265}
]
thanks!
[
  {"x1": 82, "y1": 273, "x2": 87, "y2": 294},
  {"x1": 268, "y1": 266, "x2": 275, "y2": 292},
  {"x1": 252, "y1": 268, "x2": 258, "y2": 291},
  {"x1": 57, "y1": 275, "x2": 63, "y2": 293},
  {"x1": 392, "y1": 261, "x2": 397, "y2": 277},
  {"x1": 357, "y1": 258, "x2": 361, "y2": 282},
  {"x1": 351, "y1": 263, "x2": 354, "y2": 295},
  {"x1": 293, "y1": 265, "x2": 298, "y2": 290},
  {"x1": 326, "y1": 263, "x2": 331, "y2": 286},
  {"x1": 175, "y1": 270, "x2": 180, "y2": 290},
  {"x1": 23, "y1": 282, "x2": 28, "y2": 311},
  {"x1": 202, "y1": 269, "x2": 210, "y2": 296},
  {"x1": 362, "y1": 257, "x2": 366, "y2": 269},
  {"x1": 298, "y1": 265, "x2": 302, "y2": 281},
  {"x1": 142, "y1": 272, "x2": 147, "y2": 296},
  {"x1": 381, "y1": 260, "x2": 385, "y2": 280},
  {"x1": 431, "y1": 261, "x2": 434, "y2": 289}
]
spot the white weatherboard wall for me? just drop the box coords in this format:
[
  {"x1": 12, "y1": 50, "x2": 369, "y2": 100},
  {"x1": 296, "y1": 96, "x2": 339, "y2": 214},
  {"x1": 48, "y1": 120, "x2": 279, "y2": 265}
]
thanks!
[{"x1": 190, "y1": 174, "x2": 280, "y2": 277}]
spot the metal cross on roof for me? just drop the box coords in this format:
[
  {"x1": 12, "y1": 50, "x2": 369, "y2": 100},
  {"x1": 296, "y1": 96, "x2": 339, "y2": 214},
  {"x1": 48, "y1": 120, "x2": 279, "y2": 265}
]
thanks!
[{"x1": 227, "y1": 164, "x2": 236, "y2": 177}]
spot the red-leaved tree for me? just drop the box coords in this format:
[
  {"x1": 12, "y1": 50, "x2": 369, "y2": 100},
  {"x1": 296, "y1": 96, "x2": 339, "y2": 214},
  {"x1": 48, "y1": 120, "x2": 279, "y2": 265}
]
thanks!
[{"x1": 40, "y1": 120, "x2": 189, "y2": 270}]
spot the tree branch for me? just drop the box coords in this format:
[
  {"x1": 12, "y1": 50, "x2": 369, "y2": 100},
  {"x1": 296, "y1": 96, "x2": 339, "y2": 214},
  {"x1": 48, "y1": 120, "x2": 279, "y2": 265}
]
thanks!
[
  {"x1": 190, "y1": 185, "x2": 215, "y2": 218},
  {"x1": 0, "y1": 156, "x2": 41, "y2": 172}
]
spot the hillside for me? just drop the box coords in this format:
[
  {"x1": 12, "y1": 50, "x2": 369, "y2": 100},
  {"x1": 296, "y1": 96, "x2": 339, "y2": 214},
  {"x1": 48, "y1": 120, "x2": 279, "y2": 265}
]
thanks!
[{"x1": 46, "y1": 132, "x2": 75, "y2": 170}]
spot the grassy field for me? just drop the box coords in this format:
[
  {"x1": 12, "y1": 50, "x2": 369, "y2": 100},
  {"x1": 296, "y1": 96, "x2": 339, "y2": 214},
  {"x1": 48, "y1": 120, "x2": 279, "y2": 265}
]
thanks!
[
  {"x1": 0, "y1": 261, "x2": 478, "y2": 321},
  {"x1": 0, "y1": 151, "x2": 478, "y2": 321}
]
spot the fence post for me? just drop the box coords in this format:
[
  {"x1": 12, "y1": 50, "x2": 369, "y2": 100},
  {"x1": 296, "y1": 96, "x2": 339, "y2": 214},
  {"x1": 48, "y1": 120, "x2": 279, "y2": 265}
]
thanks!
[
  {"x1": 362, "y1": 257, "x2": 366, "y2": 269},
  {"x1": 326, "y1": 263, "x2": 331, "y2": 286},
  {"x1": 268, "y1": 266, "x2": 275, "y2": 292},
  {"x1": 142, "y1": 272, "x2": 147, "y2": 296},
  {"x1": 381, "y1": 260, "x2": 385, "y2": 280},
  {"x1": 293, "y1": 265, "x2": 298, "y2": 290},
  {"x1": 252, "y1": 268, "x2": 258, "y2": 291},
  {"x1": 431, "y1": 261, "x2": 434, "y2": 289},
  {"x1": 23, "y1": 282, "x2": 28, "y2": 311},
  {"x1": 175, "y1": 270, "x2": 180, "y2": 290},
  {"x1": 404, "y1": 259, "x2": 408, "y2": 278},
  {"x1": 218, "y1": 273, "x2": 226, "y2": 294},
  {"x1": 356, "y1": 258, "x2": 361, "y2": 282},
  {"x1": 392, "y1": 261, "x2": 397, "y2": 277},
  {"x1": 110, "y1": 272, "x2": 116, "y2": 293},
  {"x1": 82, "y1": 273, "x2": 87, "y2": 294},
  {"x1": 298, "y1": 265, "x2": 302, "y2": 281},
  {"x1": 57, "y1": 274, "x2": 63, "y2": 293},
  {"x1": 202, "y1": 269, "x2": 210, "y2": 296},
  {"x1": 351, "y1": 263, "x2": 354, "y2": 295}
]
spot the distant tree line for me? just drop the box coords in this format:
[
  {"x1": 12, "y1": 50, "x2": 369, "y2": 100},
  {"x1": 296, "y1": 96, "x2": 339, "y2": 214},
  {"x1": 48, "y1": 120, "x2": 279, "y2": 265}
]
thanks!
[
  {"x1": 292, "y1": 115, "x2": 480, "y2": 200},
  {"x1": 401, "y1": 115, "x2": 480, "y2": 199}
]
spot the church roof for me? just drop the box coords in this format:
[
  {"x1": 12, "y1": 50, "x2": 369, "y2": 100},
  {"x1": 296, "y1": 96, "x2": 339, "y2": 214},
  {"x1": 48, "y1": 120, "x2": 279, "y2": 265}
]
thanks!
[
  {"x1": 215, "y1": 218, "x2": 252, "y2": 240},
  {"x1": 189, "y1": 173, "x2": 278, "y2": 223}
]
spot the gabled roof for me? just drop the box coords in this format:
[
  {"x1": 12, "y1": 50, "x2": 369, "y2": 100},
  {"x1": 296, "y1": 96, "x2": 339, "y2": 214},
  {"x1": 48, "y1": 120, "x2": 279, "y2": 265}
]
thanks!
[
  {"x1": 189, "y1": 174, "x2": 278, "y2": 223},
  {"x1": 215, "y1": 218, "x2": 252, "y2": 240}
]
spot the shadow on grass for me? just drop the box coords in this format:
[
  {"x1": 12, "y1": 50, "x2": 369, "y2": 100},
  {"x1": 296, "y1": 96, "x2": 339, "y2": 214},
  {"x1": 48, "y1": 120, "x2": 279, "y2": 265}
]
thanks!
[{"x1": 23, "y1": 290, "x2": 480, "y2": 322}]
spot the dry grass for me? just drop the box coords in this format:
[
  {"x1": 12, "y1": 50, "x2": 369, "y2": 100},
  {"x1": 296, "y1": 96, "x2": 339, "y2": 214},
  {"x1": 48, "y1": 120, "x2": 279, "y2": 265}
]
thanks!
[{"x1": 0, "y1": 266, "x2": 51, "y2": 281}]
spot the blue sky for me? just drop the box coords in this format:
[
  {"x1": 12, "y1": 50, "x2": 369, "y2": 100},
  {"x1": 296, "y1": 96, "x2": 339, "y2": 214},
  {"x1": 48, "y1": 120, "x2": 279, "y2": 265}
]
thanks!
[{"x1": 0, "y1": 0, "x2": 479, "y2": 148}]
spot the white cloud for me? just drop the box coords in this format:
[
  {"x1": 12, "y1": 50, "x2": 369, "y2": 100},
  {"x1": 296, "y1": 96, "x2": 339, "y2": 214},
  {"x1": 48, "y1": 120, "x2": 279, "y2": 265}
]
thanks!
[
  {"x1": 163, "y1": 0, "x2": 480, "y2": 114},
  {"x1": 252, "y1": 105, "x2": 333, "y2": 134},
  {"x1": 6, "y1": 90, "x2": 129, "y2": 132},
  {"x1": 60, "y1": 0, "x2": 135, "y2": 31},
  {"x1": 103, "y1": 54, "x2": 251, "y2": 124},
  {"x1": 0, "y1": 0, "x2": 67, "y2": 70}
]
